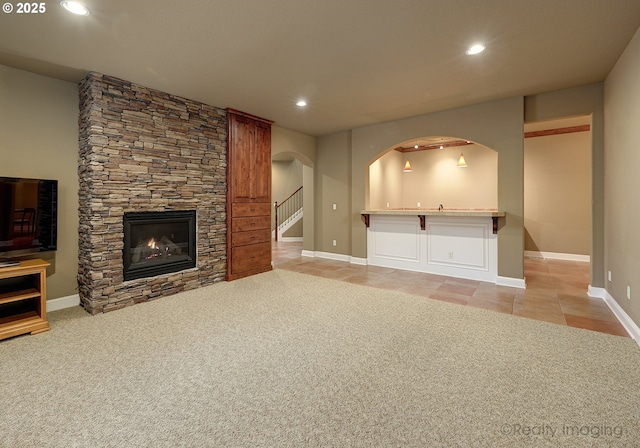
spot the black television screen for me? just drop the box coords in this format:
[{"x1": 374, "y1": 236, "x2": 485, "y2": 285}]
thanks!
[{"x1": 0, "y1": 177, "x2": 58, "y2": 258}]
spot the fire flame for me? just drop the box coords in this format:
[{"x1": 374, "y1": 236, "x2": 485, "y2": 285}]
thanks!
[{"x1": 147, "y1": 238, "x2": 158, "y2": 250}]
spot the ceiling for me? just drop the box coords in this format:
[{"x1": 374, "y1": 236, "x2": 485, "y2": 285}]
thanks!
[{"x1": 1, "y1": 0, "x2": 639, "y2": 137}]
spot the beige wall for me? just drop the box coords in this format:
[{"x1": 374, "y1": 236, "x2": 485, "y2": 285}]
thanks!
[
  {"x1": 604, "y1": 25, "x2": 640, "y2": 326},
  {"x1": 301, "y1": 164, "x2": 315, "y2": 251},
  {"x1": 524, "y1": 83, "x2": 604, "y2": 287},
  {"x1": 347, "y1": 97, "x2": 524, "y2": 279},
  {"x1": 316, "y1": 131, "x2": 352, "y2": 255},
  {"x1": 0, "y1": 65, "x2": 79, "y2": 300},
  {"x1": 524, "y1": 130, "x2": 591, "y2": 255},
  {"x1": 272, "y1": 126, "x2": 315, "y2": 166},
  {"x1": 272, "y1": 159, "x2": 303, "y2": 204},
  {"x1": 282, "y1": 218, "x2": 303, "y2": 238},
  {"x1": 368, "y1": 150, "x2": 403, "y2": 209},
  {"x1": 370, "y1": 144, "x2": 497, "y2": 210}
]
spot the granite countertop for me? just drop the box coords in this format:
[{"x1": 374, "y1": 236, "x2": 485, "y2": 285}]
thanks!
[{"x1": 361, "y1": 208, "x2": 506, "y2": 217}]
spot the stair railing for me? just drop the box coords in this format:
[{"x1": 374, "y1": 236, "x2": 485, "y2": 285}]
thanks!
[{"x1": 274, "y1": 186, "x2": 303, "y2": 241}]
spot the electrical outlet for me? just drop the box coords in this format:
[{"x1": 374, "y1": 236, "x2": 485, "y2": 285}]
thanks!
[
  {"x1": 608, "y1": 270, "x2": 612, "y2": 282},
  {"x1": 417, "y1": 202, "x2": 421, "y2": 207},
  {"x1": 448, "y1": 252, "x2": 454, "y2": 259},
  {"x1": 332, "y1": 240, "x2": 337, "y2": 247},
  {"x1": 386, "y1": 202, "x2": 390, "y2": 208},
  {"x1": 332, "y1": 203, "x2": 336, "y2": 210},
  {"x1": 627, "y1": 286, "x2": 631, "y2": 300}
]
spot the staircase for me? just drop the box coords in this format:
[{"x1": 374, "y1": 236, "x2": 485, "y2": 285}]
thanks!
[{"x1": 274, "y1": 186, "x2": 303, "y2": 241}]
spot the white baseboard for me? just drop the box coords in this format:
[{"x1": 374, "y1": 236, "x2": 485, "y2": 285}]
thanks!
[
  {"x1": 587, "y1": 285, "x2": 606, "y2": 299},
  {"x1": 593, "y1": 287, "x2": 640, "y2": 344},
  {"x1": 279, "y1": 237, "x2": 303, "y2": 242},
  {"x1": 314, "y1": 251, "x2": 351, "y2": 263},
  {"x1": 496, "y1": 276, "x2": 527, "y2": 289},
  {"x1": 47, "y1": 294, "x2": 80, "y2": 312},
  {"x1": 524, "y1": 250, "x2": 590, "y2": 262},
  {"x1": 301, "y1": 250, "x2": 366, "y2": 265},
  {"x1": 350, "y1": 257, "x2": 368, "y2": 266}
]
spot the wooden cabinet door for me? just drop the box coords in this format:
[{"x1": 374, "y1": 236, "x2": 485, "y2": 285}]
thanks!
[
  {"x1": 229, "y1": 113, "x2": 271, "y2": 204},
  {"x1": 229, "y1": 114, "x2": 254, "y2": 203},
  {"x1": 252, "y1": 121, "x2": 271, "y2": 203}
]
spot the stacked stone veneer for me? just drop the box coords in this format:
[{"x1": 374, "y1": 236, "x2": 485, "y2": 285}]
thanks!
[{"x1": 78, "y1": 72, "x2": 227, "y2": 314}]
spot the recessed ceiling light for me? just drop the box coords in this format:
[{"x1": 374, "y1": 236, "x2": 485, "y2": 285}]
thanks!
[
  {"x1": 296, "y1": 100, "x2": 307, "y2": 107},
  {"x1": 466, "y1": 43, "x2": 485, "y2": 55},
  {"x1": 60, "y1": 1, "x2": 90, "y2": 16}
]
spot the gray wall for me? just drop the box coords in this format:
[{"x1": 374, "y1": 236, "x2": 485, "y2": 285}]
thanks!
[
  {"x1": 316, "y1": 132, "x2": 352, "y2": 255},
  {"x1": 604, "y1": 25, "x2": 640, "y2": 325},
  {"x1": 0, "y1": 65, "x2": 79, "y2": 300},
  {"x1": 524, "y1": 129, "x2": 591, "y2": 256},
  {"x1": 273, "y1": 159, "x2": 303, "y2": 203}
]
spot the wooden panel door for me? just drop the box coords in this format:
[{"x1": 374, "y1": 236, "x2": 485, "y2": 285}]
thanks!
[
  {"x1": 229, "y1": 114, "x2": 254, "y2": 203},
  {"x1": 252, "y1": 121, "x2": 271, "y2": 203}
]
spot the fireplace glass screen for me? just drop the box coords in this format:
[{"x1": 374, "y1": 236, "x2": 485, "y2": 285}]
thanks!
[{"x1": 123, "y1": 210, "x2": 196, "y2": 281}]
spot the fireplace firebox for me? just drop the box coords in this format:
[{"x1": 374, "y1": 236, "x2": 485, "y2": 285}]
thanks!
[{"x1": 123, "y1": 211, "x2": 197, "y2": 281}]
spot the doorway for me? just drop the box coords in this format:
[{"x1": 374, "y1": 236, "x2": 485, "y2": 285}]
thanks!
[{"x1": 523, "y1": 115, "x2": 592, "y2": 262}]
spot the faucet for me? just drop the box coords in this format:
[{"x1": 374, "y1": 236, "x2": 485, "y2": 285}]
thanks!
[{"x1": 438, "y1": 204, "x2": 444, "y2": 211}]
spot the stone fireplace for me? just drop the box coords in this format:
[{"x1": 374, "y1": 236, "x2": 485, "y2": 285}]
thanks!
[
  {"x1": 122, "y1": 210, "x2": 197, "y2": 281},
  {"x1": 77, "y1": 73, "x2": 227, "y2": 314}
]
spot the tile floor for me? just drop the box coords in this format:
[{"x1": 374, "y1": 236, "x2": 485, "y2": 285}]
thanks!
[{"x1": 272, "y1": 241, "x2": 629, "y2": 338}]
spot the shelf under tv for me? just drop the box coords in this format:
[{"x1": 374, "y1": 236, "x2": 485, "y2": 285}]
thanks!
[{"x1": 0, "y1": 259, "x2": 50, "y2": 340}]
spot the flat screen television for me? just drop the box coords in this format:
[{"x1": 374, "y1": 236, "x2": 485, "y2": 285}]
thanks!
[{"x1": 0, "y1": 177, "x2": 58, "y2": 260}]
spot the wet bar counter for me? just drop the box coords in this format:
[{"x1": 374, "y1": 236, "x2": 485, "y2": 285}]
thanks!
[{"x1": 360, "y1": 209, "x2": 505, "y2": 283}]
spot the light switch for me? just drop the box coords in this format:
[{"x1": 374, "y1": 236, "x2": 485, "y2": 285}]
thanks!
[{"x1": 332, "y1": 203, "x2": 336, "y2": 210}]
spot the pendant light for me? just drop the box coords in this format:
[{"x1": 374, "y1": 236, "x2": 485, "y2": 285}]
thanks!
[
  {"x1": 403, "y1": 160, "x2": 412, "y2": 172},
  {"x1": 457, "y1": 153, "x2": 468, "y2": 168}
]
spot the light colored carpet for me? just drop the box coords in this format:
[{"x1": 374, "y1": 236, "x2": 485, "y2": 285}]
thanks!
[{"x1": 1, "y1": 269, "x2": 639, "y2": 447}]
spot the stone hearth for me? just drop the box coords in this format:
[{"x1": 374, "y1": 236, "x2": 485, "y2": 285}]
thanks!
[{"x1": 77, "y1": 73, "x2": 227, "y2": 314}]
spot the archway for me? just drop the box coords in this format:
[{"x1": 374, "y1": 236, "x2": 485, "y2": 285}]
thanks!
[
  {"x1": 271, "y1": 150, "x2": 314, "y2": 256},
  {"x1": 367, "y1": 136, "x2": 498, "y2": 211}
]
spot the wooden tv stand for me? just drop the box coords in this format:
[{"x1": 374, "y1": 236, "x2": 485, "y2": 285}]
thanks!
[{"x1": 0, "y1": 259, "x2": 50, "y2": 341}]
